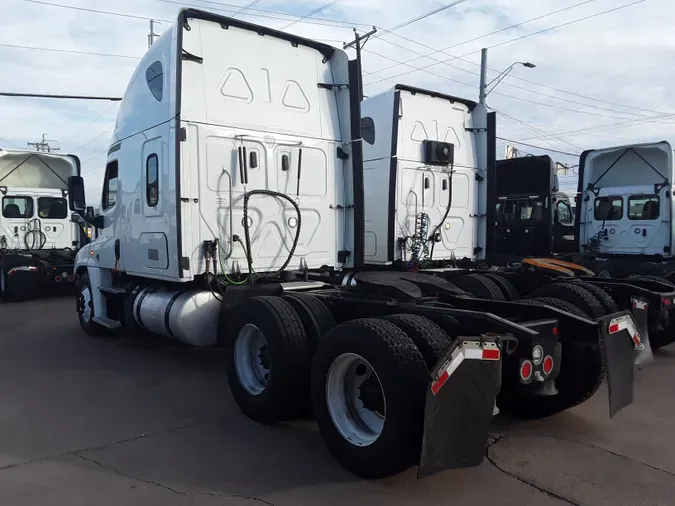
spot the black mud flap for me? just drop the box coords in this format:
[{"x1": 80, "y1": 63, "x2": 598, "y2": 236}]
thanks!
[
  {"x1": 418, "y1": 338, "x2": 501, "y2": 479},
  {"x1": 603, "y1": 312, "x2": 638, "y2": 418}
]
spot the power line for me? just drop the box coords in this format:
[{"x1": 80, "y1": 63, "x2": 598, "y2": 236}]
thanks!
[
  {"x1": 60, "y1": 103, "x2": 119, "y2": 145},
  {"x1": 0, "y1": 42, "x2": 141, "y2": 59},
  {"x1": 363, "y1": 47, "x2": 649, "y2": 121},
  {"x1": 0, "y1": 92, "x2": 122, "y2": 101},
  {"x1": 371, "y1": 0, "x2": 470, "y2": 40},
  {"x1": 369, "y1": 35, "x2": 658, "y2": 119},
  {"x1": 364, "y1": 1, "x2": 647, "y2": 94},
  {"x1": 72, "y1": 125, "x2": 114, "y2": 153},
  {"x1": 497, "y1": 137, "x2": 581, "y2": 157},
  {"x1": 23, "y1": 0, "x2": 172, "y2": 22},
  {"x1": 497, "y1": 110, "x2": 583, "y2": 153},
  {"x1": 364, "y1": 0, "x2": 598, "y2": 78},
  {"x1": 158, "y1": 0, "x2": 357, "y2": 29},
  {"x1": 279, "y1": 0, "x2": 342, "y2": 30},
  {"x1": 230, "y1": 0, "x2": 263, "y2": 16}
]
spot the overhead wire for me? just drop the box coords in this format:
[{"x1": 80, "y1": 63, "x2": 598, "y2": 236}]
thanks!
[
  {"x1": 363, "y1": 0, "x2": 648, "y2": 103},
  {"x1": 60, "y1": 103, "x2": 119, "y2": 145},
  {"x1": 496, "y1": 138, "x2": 581, "y2": 157},
  {"x1": 72, "y1": 125, "x2": 114, "y2": 154},
  {"x1": 368, "y1": 35, "x2": 658, "y2": 119},
  {"x1": 497, "y1": 110, "x2": 583, "y2": 153},
  {"x1": 0, "y1": 42, "x2": 141, "y2": 60},
  {"x1": 279, "y1": 0, "x2": 342, "y2": 30},
  {"x1": 23, "y1": 0, "x2": 172, "y2": 22}
]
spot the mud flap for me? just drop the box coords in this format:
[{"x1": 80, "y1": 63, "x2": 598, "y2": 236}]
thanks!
[
  {"x1": 418, "y1": 338, "x2": 501, "y2": 479},
  {"x1": 603, "y1": 313, "x2": 637, "y2": 418}
]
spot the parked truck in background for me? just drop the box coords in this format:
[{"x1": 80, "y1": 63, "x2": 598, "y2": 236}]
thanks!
[
  {"x1": 66, "y1": 8, "x2": 640, "y2": 479},
  {"x1": 0, "y1": 149, "x2": 87, "y2": 301}
]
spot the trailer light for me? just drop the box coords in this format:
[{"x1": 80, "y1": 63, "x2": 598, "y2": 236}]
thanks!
[
  {"x1": 519, "y1": 360, "x2": 533, "y2": 382},
  {"x1": 661, "y1": 297, "x2": 672, "y2": 307},
  {"x1": 54, "y1": 275, "x2": 62, "y2": 283},
  {"x1": 542, "y1": 356, "x2": 554, "y2": 376},
  {"x1": 532, "y1": 345, "x2": 544, "y2": 365},
  {"x1": 61, "y1": 271, "x2": 68, "y2": 278},
  {"x1": 552, "y1": 326, "x2": 559, "y2": 337},
  {"x1": 67, "y1": 275, "x2": 75, "y2": 282}
]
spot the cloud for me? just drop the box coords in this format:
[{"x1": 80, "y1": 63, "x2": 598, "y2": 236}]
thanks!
[{"x1": 1, "y1": 0, "x2": 672, "y2": 201}]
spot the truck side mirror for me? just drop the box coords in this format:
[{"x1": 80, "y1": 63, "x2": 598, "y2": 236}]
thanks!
[
  {"x1": 86, "y1": 206, "x2": 95, "y2": 219},
  {"x1": 68, "y1": 176, "x2": 86, "y2": 212},
  {"x1": 70, "y1": 212, "x2": 84, "y2": 224}
]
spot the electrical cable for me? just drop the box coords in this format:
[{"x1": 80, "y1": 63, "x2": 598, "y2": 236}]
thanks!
[
  {"x1": 242, "y1": 189, "x2": 301, "y2": 279},
  {"x1": 496, "y1": 137, "x2": 580, "y2": 157},
  {"x1": 428, "y1": 163, "x2": 454, "y2": 261},
  {"x1": 0, "y1": 42, "x2": 141, "y2": 60},
  {"x1": 23, "y1": 0, "x2": 172, "y2": 22}
]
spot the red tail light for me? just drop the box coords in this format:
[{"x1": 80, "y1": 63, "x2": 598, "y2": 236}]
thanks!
[
  {"x1": 520, "y1": 360, "x2": 533, "y2": 382},
  {"x1": 662, "y1": 297, "x2": 672, "y2": 306},
  {"x1": 54, "y1": 276, "x2": 62, "y2": 283},
  {"x1": 67, "y1": 275, "x2": 75, "y2": 282},
  {"x1": 542, "y1": 356, "x2": 554, "y2": 376}
]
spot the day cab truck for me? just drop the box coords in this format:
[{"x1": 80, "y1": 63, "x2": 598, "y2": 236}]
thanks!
[
  {"x1": 66, "y1": 8, "x2": 641, "y2": 479},
  {"x1": 0, "y1": 149, "x2": 86, "y2": 301},
  {"x1": 487, "y1": 148, "x2": 675, "y2": 349}
]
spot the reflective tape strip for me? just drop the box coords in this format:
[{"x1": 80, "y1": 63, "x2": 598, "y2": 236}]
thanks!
[{"x1": 431, "y1": 340, "x2": 500, "y2": 396}]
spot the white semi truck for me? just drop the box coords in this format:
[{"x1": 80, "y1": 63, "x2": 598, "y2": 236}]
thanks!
[
  {"x1": 0, "y1": 149, "x2": 86, "y2": 301},
  {"x1": 66, "y1": 8, "x2": 640, "y2": 479}
]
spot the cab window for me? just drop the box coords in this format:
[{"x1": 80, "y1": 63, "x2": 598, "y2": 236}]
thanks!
[
  {"x1": 594, "y1": 196, "x2": 623, "y2": 221},
  {"x1": 2, "y1": 196, "x2": 33, "y2": 218},
  {"x1": 102, "y1": 160, "x2": 119, "y2": 211},
  {"x1": 38, "y1": 197, "x2": 67, "y2": 219},
  {"x1": 628, "y1": 195, "x2": 659, "y2": 220},
  {"x1": 556, "y1": 200, "x2": 573, "y2": 225}
]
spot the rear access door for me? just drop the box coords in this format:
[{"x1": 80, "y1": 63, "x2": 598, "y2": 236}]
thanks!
[
  {"x1": 178, "y1": 11, "x2": 351, "y2": 275},
  {"x1": 395, "y1": 88, "x2": 477, "y2": 261}
]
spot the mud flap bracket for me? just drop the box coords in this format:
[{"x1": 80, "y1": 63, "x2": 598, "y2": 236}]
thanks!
[{"x1": 418, "y1": 338, "x2": 501, "y2": 479}]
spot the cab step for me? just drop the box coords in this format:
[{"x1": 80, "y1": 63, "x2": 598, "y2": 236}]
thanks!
[
  {"x1": 93, "y1": 316, "x2": 122, "y2": 329},
  {"x1": 98, "y1": 286, "x2": 127, "y2": 297}
]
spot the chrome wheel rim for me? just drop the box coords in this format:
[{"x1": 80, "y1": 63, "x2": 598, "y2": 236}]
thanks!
[
  {"x1": 326, "y1": 353, "x2": 386, "y2": 447},
  {"x1": 234, "y1": 324, "x2": 270, "y2": 396}
]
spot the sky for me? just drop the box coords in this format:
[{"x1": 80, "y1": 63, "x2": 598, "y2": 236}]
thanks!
[{"x1": 1, "y1": 0, "x2": 674, "y2": 200}]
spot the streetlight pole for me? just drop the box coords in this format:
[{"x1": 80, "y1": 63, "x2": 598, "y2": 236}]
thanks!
[{"x1": 479, "y1": 48, "x2": 488, "y2": 106}]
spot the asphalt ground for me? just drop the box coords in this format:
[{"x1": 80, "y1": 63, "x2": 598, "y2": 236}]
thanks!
[{"x1": 1, "y1": 296, "x2": 674, "y2": 506}]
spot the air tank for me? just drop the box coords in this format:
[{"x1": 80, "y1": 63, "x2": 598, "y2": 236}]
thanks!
[{"x1": 132, "y1": 287, "x2": 220, "y2": 346}]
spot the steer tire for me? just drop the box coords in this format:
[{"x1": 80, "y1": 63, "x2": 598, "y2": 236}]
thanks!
[
  {"x1": 382, "y1": 314, "x2": 453, "y2": 370},
  {"x1": 281, "y1": 293, "x2": 336, "y2": 353},
  {"x1": 574, "y1": 282, "x2": 619, "y2": 314},
  {"x1": 312, "y1": 318, "x2": 428, "y2": 479},
  {"x1": 481, "y1": 273, "x2": 520, "y2": 301},
  {"x1": 517, "y1": 297, "x2": 587, "y2": 318},
  {"x1": 223, "y1": 296, "x2": 311, "y2": 424},
  {"x1": 451, "y1": 273, "x2": 505, "y2": 301},
  {"x1": 76, "y1": 272, "x2": 106, "y2": 336},
  {"x1": 527, "y1": 283, "x2": 604, "y2": 319}
]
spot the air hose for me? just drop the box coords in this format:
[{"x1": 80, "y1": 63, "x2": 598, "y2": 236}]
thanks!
[{"x1": 242, "y1": 189, "x2": 302, "y2": 280}]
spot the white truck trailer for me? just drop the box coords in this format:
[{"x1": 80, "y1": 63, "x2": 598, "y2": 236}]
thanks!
[
  {"x1": 0, "y1": 149, "x2": 86, "y2": 301},
  {"x1": 66, "y1": 8, "x2": 639, "y2": 479}
]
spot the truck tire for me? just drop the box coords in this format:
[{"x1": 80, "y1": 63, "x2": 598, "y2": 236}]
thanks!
[
  {"x1": 527, "y1": 283, "x2": 604, "y2": 319},
  {"x1": 312, "y1": 318, "x2": 427, "y2": 478},
  {"x1": 517, "y1": 297, "x2": 587, "y2": 318},
  {"x1": 223, "y1": 296, "x2": 311, "y2": 424},
  {"x1": 481, "y1": 273, "x2": 520, "y2": 301},
  {"x1": 574, "y1": 282, "x2": 619, "y2": 314},
  {"x1": 451, "y1": 273, "x2": 505, "y2": 301},
  {"x1": 0, "y1": 267, "x2": 32, "y2": 302},
  {"x1": 76, "y1": 272, "x2": 106, "y2": 336},
  {"x1": 382, "y1": 314, "x2": 453, "y2": 370},
  {"x1": 498, "y1": 343, "x2": 602, "y2": 419},
  {"x1": 650, "y1": 329, "x2": 675, "y2": 349},
  {"x1": 281, "y1": 293, "x2": 335, "y2": 353}
]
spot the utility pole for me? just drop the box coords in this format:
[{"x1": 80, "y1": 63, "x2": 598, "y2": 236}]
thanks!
[
  {"x1": 479, "y1": 48, "x2": 488, "y2": 106},
  {"x1": 27, "y1": 134, "x2": 59, "y2": 153},
  {"x1": 148, "y1": 20, "x2": 161, "y2": 49},
  {"x1": 343, "y1": 27, "x2": 377, "y2": 102}
]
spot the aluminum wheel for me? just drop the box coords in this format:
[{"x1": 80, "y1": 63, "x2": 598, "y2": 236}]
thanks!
[
  {"x1": 326, "y1": 353, "x2": 386, "y2": 447},
  {"x1": 78, "y1": 284, "x2": 92, "y2": 322},
  {"x1": 234, "y1": 324, "x2": 271, "y2": 396}
]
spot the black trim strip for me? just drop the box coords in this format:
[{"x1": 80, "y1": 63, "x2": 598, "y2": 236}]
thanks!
[
  {"x1": 485, "y1": 111, "x2": 497, "y2": 262},
  {"x1": 394, "y1": 84, "x2": 477, "y2": 111},
  {"x1": 181, "y1": 8, "x2": 336, "y2": 60},
  {"x1": 164, "y1": 291, "x2": 184, "y2": 339},
  {"x1": 176, "y1": 13, "x2": 186, "y2": 278},
  {"x1": 386, "y1": 90, "x2": 401, "y2": 262},
  {"x1": 348, "y1": 59, "x2": 364, "y2": 268}
]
